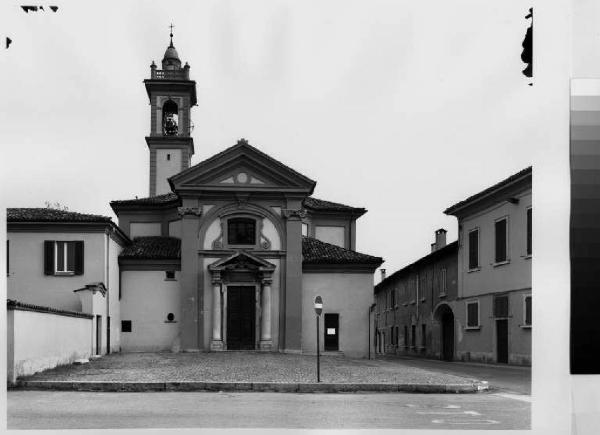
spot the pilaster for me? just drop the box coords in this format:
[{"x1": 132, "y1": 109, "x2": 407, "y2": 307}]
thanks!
[
  {"x1": 282, "y1": 202, "x2": 306, "y2": 352},
  {"x1": 178, "y1": 205, "x2": 202, "y2": 351}
]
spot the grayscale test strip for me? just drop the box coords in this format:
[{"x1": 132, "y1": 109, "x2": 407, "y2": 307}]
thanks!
[{"x1": 570, "y1": 79, "x2": 600, "y2": 374}]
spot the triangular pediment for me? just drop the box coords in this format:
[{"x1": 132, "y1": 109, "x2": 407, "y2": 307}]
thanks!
[
  {"x1": 208, "y1": 251, "x2": 276, "y2": 272},
  {"x1": 169, "y1": 140, "x2": 316, "y2": 194}
]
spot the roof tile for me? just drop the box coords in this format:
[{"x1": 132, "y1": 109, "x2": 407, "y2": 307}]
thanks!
[
  {"x1": 7, "y1": 208, "x2": 112, "y2": 223},
  {"x1": 302, "y1": 236, "x2": 383, "y2": 265},
  {"x1": 120, "y1": 236, "x2": 181, "y2": 259},
  {"x1": 444, "y1": 167, "x2": 532, "y2": 215},
  {"x1": 304, "y1": 197, "x2": 365, "y2": 213}
]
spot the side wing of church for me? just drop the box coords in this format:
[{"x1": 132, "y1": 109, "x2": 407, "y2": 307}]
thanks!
[{"x1": 109, "y1": 34, "x2": 383, "y2": 357}]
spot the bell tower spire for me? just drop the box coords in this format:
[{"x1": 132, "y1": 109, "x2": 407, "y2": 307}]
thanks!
[{"x1": 144, "y1": 27, "x2": 197, "y2": 196}]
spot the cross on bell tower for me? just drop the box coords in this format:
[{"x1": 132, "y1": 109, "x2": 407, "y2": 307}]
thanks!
[{"x1": 144, "y1": 26, "x2": 197, "y2": 196}]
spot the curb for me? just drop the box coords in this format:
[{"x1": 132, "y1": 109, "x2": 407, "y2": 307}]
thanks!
[{"x1": 9, "y1": 380, "x2": 488, "y2": 394}]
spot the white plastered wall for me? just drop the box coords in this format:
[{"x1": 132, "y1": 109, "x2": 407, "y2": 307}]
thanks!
[
  {"x1": 302, "y1": 272, "x2": 374, "y2": 358},
  {"x1": 156, "y1": 149, "x2": 182, "y2": 195},
  {"x1": 130, "y1": 222, "x2": 162, "y2": 239},
  {"x1": 315, "y1": 226, "x2": 345, "y2": 248},
  {"x1": 120, "y1": 270, "x2": 181, "y2": 352}
]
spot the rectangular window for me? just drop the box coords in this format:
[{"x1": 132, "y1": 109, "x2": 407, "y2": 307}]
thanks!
[
  {"x1": 55, "y1": 241, "x2": 76, "y2": 272},
  {"x1": 301, "y1": 222, "x2": 308, "y2": 237},
  {"x1": 468, "y1": 229, "x2": 479, "y2": 270},
  {"x1": 422, "y1": 324, "x2": 426, "y2": 348},
  {"x1": 390, "y1": 326, "x2": 394, "y2": 346},
  {"x1": 411, "y1": 325, "x2": 416, "y2": 348},
  {"x1": 227, "y1": 218, "x2": 256, "y2": 245},
  {"x1": 44, "y1": 240, "x2": 84, "y2": 275},
  {"x1": 415, "y1": 274, "x2": 419, "y2": 302},
  {"x1": 404, "y1": 325, "x2": 408, "y2": 348},
  {"x1": 441, "y1": 268, "x2": 447, "y2": 293},
  {"x1": 524, "y1": 295, "x2": 532, "y2": 326},
  {"x1": 527, "y1": 208, "x2": 532, "y2": 256},
  {"x1": 121, "y1": 320, "x2": 132, "y2": 332},
  {"x1": 165, "y1": 270, "x2": 176, "y2": 280},
  {"x1": 495, "y1": 218, "x2": 508, "y2": 263},
  {"x1": 494, "y1": 295, "x2": 509, "y2": 318},
  {"x1": 395, "y1": 326, "x2": 399, "y2": 345},
  {"x1": 466, "y1": 300, "x2": 480, "y2": 328},
  {"x1": 391, "y1": 288, "x2": 396, "y2": 307},
  {"x1": 6, "y1": 240, "x2": 9, "y2": 276}
]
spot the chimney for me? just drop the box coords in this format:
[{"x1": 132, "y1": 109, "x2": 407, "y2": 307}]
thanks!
[
  {"x1": 430, "y1": 242, "x2": 436, "y2": 253},
  {"x1": 434, "y1": 228, "x2": 447, "y2": 251},
  {"x1": 380, "y1": 269, "x2": 386, "y2": 282}
]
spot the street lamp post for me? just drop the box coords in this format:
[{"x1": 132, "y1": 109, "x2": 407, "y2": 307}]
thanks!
[{"x1": 314, "y1": 295, "x2": 323, "y2": 383}]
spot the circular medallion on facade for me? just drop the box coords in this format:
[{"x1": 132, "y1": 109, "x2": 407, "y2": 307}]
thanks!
[{"x1": 236, "y1": 172, "x2": 248, "y2": 183}]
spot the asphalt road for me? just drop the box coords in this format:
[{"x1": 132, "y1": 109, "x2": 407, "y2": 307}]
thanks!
[
  {"x1": 381, "y1": 356, "x2": 531, "y2": 394},
  {"x1": 7, "y1": 390, "x2": 531, "y2": 430}
]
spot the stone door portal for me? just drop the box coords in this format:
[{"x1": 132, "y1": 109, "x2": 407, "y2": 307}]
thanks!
[{"x1": 227, "y1": 286, "x2": 256, "y2": 350}]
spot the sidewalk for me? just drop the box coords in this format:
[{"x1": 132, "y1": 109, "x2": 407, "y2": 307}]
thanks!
[{"x1": 11, "y1": 352, "x2": 489, "y2": 394}]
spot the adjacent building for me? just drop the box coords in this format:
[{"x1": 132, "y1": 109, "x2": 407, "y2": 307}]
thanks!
[
  {"x1": 374, "y1": 230, "x2": 458, "y2": 360},
  {"x1": 6, "y1": 208, "x2": 130, "y2": 368},
  {"x1": 374, "y1": 167, "x2": 532, "y2": 366},
  {"x1": 445, "y1": 167, "x2": 532, "y2": 365}
]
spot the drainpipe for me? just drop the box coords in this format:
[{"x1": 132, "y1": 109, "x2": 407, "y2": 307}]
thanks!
[{"x1": 105, "y1": 231, "x2": 110, "y2": 355}]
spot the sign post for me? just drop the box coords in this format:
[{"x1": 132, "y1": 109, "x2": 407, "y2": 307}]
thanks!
[{"x1": 314, "y1": 295, "x2": 323, "y2": 383}]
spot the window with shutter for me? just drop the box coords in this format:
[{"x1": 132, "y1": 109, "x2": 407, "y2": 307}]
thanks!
[
  {"x1": 494, "y1": 295, "x2": 509, "y2": 318},
  {"x1": 44, "y1": 240, "x2": 55, "y2": 275},
  {"x1": 527, "y1": 208, "x2": 532, "y2": 256},
  {"x1": 495, "y1": 218, "x2": 508, "y2": 263},
  {"x1": 44, "y1": 241, "x2": 84, "y2": 275},
  {"x1": 466, "y1": 300, "x2": 480, "y2": 328},
  {"x1": 524, "y1": 295, "x2": 532, "y2": 326},
  {"x1": 468, "y1": 229, "x2": 479, "y2": 270}
]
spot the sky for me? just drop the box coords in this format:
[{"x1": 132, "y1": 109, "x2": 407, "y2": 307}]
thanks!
[{"x1": 0, "y1": 0, "x2": 538, "y2": 278}]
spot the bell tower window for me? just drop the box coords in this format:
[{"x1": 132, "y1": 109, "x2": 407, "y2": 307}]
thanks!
[{"x1": 162, "y1": 99, "x2": 179, "y2": 136}]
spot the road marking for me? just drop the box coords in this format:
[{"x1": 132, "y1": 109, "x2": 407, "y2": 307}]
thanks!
[
  {"x1": 418, "y1": 411, "x2": 480, "y2": 416},
  {"x1": 432, "y1": 419, "x2": 500, "y2": 425},
  {"x1": 494, "y1": 393, "x2": 532, "y2": 403},
  {"x1": 444, "y1": 405, "x2": 461, "y2": 409},
  {"x1": 418, "y1": 412, "x2": 465, "y2": 415},
  {"x1": 464, "y1": 410, "x2": 481, "y2": 416}
]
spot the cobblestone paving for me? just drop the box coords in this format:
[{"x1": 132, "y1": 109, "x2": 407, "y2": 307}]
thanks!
[{"x1": 22, "y1": 352, "x2": 478, "y2": 385}]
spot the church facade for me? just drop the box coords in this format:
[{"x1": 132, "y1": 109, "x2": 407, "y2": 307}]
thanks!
[
  {"x1": 110, "y1": 36, "x2": 383, "y2": 356},
  {"x1": 1, "y1": 34, "x2": 380, "y2": 363}
]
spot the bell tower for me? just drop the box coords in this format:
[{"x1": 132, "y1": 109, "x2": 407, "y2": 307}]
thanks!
[{"x1": 144, "y1": 26, "x2": 197, "y2": 196}]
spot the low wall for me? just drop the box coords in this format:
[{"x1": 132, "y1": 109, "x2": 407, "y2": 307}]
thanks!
[{"x1": 7, "y1": 300, "x2": 93, "y2": 384}]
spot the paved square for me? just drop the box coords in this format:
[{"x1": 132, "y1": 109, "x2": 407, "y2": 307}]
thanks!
[{"x1": 20, "y1": 352, "x2": 478, "y2": 384}]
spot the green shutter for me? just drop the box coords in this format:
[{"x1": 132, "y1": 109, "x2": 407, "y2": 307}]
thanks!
[
  {"x1": 74, "y1": 241, "x2": 84, "y2": 275},
  {"x1": 44, "y1": 241, "x2": 54, "y2": 275}
]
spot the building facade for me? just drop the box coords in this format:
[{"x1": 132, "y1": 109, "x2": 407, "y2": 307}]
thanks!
[
  {"x1": 6, "y1": 33, "x2": 383, "y2": 364},
  {"x1": 445, "y1": 167, "x2": 532, "y2": 365},
  {"x1": 374, "y1": 230, "x2": 458, "y2": 360},
  {"x1": 6, "y1": 208, "x2": 128, "y2": 355}
]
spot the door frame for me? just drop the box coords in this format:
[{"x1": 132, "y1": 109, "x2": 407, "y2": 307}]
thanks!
[
  {"x1": 95, "y1": 315, "x2": 102, "y2": 355},
  {"x1": 496, "y1": 318, "x2": 509, "y2": 363},
  {"x1": 324, "y1": 313, "x2": 340, "y2": 351},
  {"x1": 441, "y1": 309, "x2": 454, "y2": 361},
  {"x1": 224, "y1": 283, "x2": 259, "y2": 350}
]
